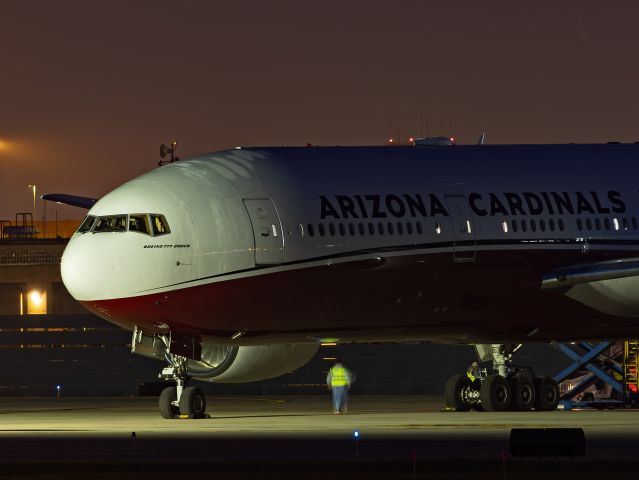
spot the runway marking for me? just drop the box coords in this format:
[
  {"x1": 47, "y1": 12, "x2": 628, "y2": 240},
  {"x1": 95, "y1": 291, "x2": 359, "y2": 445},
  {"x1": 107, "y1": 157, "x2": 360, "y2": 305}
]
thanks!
[
  {"x1": 0, "y1": 406, "x2": 127, "y2": 415},
  {"x1": 208, "y1": 397, "x2": 288, "y2": 404},
  {"x1": 0, "y1": 429, "x2": 92, "y2": 432},
  {"x1": 396, "y1": 422, "x2": 639, "y2": 430}
]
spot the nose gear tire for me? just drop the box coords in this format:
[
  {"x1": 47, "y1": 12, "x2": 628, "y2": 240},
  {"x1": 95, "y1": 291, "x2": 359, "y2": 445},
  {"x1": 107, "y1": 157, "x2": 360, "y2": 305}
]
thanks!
[
  {"x1": 159, "y1": 387, "x2": 179, "y2": 419},
  {"x1": 179, "y1": 386, "x2": 207, "y2": 419}
]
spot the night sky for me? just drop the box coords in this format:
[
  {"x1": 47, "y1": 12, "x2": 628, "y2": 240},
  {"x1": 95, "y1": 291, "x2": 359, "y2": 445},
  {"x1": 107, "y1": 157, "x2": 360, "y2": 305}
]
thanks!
[{"x1": 1, "y1": 1, "x2": 638, "y2": 219}]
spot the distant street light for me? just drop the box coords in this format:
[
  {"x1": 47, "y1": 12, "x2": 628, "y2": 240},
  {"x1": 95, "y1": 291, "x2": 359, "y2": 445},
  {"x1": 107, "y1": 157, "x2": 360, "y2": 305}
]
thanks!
[{"x1": 28, "y1": 184, "x2": 36, "y2": 219}]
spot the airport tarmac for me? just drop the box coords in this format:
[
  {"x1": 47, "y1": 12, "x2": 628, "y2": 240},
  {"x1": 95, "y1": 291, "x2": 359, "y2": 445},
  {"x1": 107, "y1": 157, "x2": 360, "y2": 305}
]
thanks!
[{"x1": 0, "y1": 395, "x2": 638, "y2": 478}]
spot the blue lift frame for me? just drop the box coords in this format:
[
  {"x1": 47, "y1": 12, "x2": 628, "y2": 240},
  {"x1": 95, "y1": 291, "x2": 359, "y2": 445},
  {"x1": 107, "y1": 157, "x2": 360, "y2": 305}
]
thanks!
[{"x1": 552, "y1": 341, "x2": 623, "y2": 408}]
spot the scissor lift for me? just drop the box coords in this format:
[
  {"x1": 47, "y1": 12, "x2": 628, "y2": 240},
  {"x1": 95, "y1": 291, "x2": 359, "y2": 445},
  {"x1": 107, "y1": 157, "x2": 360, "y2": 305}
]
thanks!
[
  {"x1": 623, "y1": 340, "x2": 639, "y2": 405},
  {"x1": 551, "y1": 341, "x2": 639, "y2": 410}
]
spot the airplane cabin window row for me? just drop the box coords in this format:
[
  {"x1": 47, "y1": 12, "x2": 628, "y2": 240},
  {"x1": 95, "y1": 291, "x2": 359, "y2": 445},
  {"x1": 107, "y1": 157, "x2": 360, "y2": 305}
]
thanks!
[
  {"x1": 507, "y1": 218, "x2": 566, "y2": 233},
  {"x1": 306, "y1": 221, "x2": 428, "y2": 238},
  {"x1": 576, "y1": 216, "x2": 638, "y2": 232},
  {"x1": 500, "y1": 216, "x2": 638, "y2": 234}
]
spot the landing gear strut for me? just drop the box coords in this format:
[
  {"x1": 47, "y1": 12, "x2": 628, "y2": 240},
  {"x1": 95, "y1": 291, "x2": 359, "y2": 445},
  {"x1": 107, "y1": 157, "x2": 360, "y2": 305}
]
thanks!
[
  {"x1": 158, "y1": 354, "x2": 207, "y2": 419},
  {"x1": 444, "y1": 344, "x2": 559, "y2": 412}
]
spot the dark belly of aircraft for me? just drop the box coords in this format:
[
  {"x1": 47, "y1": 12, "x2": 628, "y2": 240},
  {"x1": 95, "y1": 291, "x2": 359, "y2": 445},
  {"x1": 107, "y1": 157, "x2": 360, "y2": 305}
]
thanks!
[{"x1": 83, "y1": 248, "x2": 639, "y2": 344}]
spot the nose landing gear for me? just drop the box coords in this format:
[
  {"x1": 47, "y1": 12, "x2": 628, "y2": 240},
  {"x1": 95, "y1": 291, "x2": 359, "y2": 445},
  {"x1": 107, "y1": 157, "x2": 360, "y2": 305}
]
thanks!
[{"x1": 158, "y1": 354, "x2": 207, "y2": 419}]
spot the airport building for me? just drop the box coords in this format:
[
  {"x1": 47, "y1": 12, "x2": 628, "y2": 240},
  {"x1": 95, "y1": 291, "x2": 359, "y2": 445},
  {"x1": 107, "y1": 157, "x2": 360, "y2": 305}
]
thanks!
[{"x1": 0, "y1": 222, "x2": 570, "y2": 397}]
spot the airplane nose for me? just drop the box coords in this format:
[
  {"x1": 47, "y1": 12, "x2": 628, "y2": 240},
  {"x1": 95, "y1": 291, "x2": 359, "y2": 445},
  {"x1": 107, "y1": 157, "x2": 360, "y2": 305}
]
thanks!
[{"x1": 61, "y1": 235, "x2": 114, "y2": 301}]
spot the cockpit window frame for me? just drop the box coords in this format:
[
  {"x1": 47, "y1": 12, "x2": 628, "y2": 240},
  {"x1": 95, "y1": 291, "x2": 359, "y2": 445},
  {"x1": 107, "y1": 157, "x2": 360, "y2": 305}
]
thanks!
[
  {"x1": 77, "y1": 213, "x2": 171, "y2": 236},
  {"x1": 77, "y1": 215, "x2": 96, "y2": 234},
  {"x1": 93, "y1": 215, "x2": 128, "y2": 233},
  {"x1": 150, "y1": 214, "x2": 171, "y2": 236},
  {"x1": 129, "y1": 214, "x2": 152, "y2": 236}
]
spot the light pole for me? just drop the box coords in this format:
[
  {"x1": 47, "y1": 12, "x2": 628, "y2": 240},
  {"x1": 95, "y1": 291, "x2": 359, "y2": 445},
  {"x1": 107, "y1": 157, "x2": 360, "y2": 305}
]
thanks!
[{"x1": 27, "y1": 184, "x2": 36, "y2": 220}]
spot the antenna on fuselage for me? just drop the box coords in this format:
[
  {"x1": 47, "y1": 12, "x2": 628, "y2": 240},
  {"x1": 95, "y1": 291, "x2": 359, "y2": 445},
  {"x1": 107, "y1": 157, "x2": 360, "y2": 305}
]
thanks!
[
  {"x1": 158, "y1": 141, "x2": 180, "y2": 166},
  {"x1": 478, "y1": 132, "x2": 486, "y2": 145}
]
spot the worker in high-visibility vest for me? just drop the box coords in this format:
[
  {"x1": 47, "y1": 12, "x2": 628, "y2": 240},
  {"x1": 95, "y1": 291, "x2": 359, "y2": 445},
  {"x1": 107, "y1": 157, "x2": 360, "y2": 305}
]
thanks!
[
  {"x1": 326, "y1": 359, "x2": 353, "y2": 414},
  {"x1": 467, "y1": 361, "x2": 479, "y2": 382}
]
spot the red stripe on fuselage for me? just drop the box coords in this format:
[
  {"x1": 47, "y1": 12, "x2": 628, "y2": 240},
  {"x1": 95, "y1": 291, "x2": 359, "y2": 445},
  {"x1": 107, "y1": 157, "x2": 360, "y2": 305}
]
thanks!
[{"x1": 81, "y1": 249, "x2": 639, "y2": 343}]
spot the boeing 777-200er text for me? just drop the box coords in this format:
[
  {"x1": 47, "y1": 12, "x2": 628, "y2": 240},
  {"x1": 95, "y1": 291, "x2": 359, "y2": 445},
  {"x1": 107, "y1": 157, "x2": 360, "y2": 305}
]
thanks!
[{"x1": 44, "y1": 141, "x2": 639, "y2": 417}]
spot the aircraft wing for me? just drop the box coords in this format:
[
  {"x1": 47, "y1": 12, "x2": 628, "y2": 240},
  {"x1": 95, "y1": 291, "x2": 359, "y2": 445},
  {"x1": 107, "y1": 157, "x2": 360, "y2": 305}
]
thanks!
[
  {"x1": 541, "y1": 257, "x2": 639, "y2": 290},
  {"x1": 41, "y1": 193, "x2": 98, "y2": 209}
]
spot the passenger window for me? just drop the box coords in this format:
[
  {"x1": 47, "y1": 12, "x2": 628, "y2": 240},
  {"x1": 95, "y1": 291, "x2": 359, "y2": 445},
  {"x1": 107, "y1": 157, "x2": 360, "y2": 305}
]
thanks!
[
  {"x1": 595, "y1": 218, "x2": 601, "y2": 231},
  {"x1": 368, "y1": 222, "x2": 375, "y2": 235},
  {"x1": 558, "y1": 219, "x2": 565, "y2": 231},
  {"x1": 307, "y1": 224, "x2": 315, "y2": 237},
  {"x1": 549, "y1": 219, "x2": 555, "y2": 231},
  {"x1": 151, "y1": 214, "x2": 171, "y2": 236},
  {"x1": 318, "y1": 224, "x2": 325, "y2": 236},
  {"x1": 129, "y1": 214, "x2": 150, "y2": 235},
  {"x1": 328, "y1": 223, "x2": 336, "y2": 236},
  {"x1": 78, "y1": 215, "x2": 96, "y2": 233},
  {"x1": 512, "y1": 220, "x2": 518, "y2": 233},
  {"x1": 577, "y1": 219, "x2": 583, "y2": 231},
  {"x1": 339, "y1": 223, "x2": 346, "y2": 236},
  {"x1": 416, "y1": 222, "x2": 422, "y2": 234},
  {"x1": 387, "y1": 222, "x2": 394, "y2": 235},
  {"x1": 94, "y1": 215, "x2": 127, "y2": 233},
  {"x1": 539, "y1": 219, "x2": 545, "y2": 232},
  {"x1": 348, "y1": 223, "x2": 356, "y2": 236},
  {"x1": 604, "y1": 218, "x2": 611, "y2": 230},
  {"x1": 397, "y1": 222, "x2": 404, "y2": 235},
  {"x1": 406, "y1": 222, "x2": 413, "y2": 235},
  {"x1": 358, "y1": 223, "x2": 365, "y2": 235},
  {"x1": 378, "y1": 223, "x2": 385, "y2": 235}
]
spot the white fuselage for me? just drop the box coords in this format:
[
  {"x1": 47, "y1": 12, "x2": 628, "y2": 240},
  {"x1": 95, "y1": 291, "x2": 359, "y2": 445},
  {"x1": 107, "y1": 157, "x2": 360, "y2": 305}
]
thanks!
[{"x1": 61, "y1": 144, "x2": 639, "y2": 344}]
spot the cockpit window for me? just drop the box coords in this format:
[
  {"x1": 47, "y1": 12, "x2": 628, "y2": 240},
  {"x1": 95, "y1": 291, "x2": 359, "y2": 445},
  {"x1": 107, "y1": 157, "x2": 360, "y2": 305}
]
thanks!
[
  {"x1": 78, "y1": 215, "x2": 96, "y2": 233},
  {"x1": 151, "y1": 214, "x2": 170, "y2": 236},
  {"x1": 85, "y1": 213, "x2": 169, "y2": 236},
  {"x1": 129, "y1": 214, "x2": 151, "y2": 235},
  {"x1": 93, "y1": 215, "x2": 127, "y2": 232}
]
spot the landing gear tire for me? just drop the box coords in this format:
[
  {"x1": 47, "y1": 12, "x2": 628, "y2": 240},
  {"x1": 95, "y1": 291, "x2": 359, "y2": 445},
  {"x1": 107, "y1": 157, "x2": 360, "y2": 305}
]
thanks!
[
  {"x1": 179, "y1": 386, "x2": 207, "y2": 419},
  {"x1": 444, "y1": 374, "x2": 472, "y2": 411},
  {"x1": 533, "y1": 376, "x2": 560, "y2": 411},
  {"x1": 480, "y1": 374, "x2": 511, "y2": 412},
  {"x1": 159, "y1": 386, "x2": 180, "y2": 419},
  {"x1": 509, "y1": 373, "x2": 535, "y2": 411}
]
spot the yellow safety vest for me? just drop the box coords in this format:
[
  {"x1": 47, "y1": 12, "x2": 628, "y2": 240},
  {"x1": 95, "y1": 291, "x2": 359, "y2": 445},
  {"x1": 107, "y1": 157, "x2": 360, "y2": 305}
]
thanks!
[{"x1": 330, "y1": 366, "x2": 348, "y2": 387}]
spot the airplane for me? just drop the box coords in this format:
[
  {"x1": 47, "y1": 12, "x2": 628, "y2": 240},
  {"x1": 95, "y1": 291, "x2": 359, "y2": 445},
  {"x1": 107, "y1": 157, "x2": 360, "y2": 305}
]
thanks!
[{"x1": 44, "y1": 139, "x2": 639, "y2": 418}]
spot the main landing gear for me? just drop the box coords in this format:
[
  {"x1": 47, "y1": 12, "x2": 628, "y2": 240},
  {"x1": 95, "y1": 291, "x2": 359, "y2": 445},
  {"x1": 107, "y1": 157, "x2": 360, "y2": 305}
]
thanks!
[
  {"x1": 158, "y1": 354, "x2": 207, "y2": 419},
  {"x1": 444, "y1": 344, "x2": 560, "y2": 412}
]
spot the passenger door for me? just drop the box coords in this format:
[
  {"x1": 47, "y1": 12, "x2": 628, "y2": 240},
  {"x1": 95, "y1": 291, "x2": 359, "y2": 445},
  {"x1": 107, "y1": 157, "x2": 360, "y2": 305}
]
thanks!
[
  {"x1": 444, "y1": 195, "x2": 477, "y2": 262},
  {"x1": 243, "y1": 199, "x2": 284, "y2": 265}
]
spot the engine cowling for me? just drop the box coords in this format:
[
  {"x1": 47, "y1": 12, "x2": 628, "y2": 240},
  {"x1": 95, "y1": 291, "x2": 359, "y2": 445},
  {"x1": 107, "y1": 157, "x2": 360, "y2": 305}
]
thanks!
[
  {"x1": 131, "y1": 328, "x2": 319, "y2": 382},
  {"x1": 188, "y1": 343, "x2": 319, "y2": 383}
]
